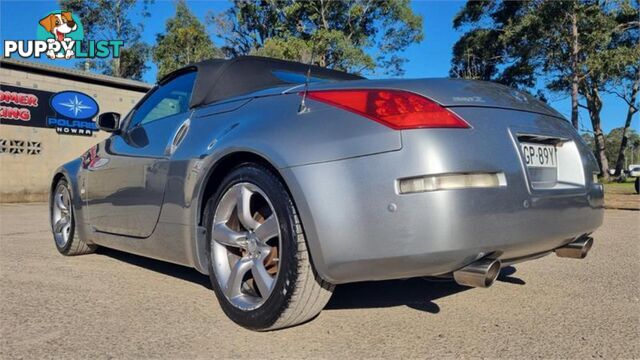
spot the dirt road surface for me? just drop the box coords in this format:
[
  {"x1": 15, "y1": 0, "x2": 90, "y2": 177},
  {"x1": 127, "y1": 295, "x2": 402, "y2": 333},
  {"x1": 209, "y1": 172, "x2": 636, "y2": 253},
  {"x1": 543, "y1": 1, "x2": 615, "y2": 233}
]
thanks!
[{"x1": 1, "y1": 203, "x2": 638, "y2": 358}]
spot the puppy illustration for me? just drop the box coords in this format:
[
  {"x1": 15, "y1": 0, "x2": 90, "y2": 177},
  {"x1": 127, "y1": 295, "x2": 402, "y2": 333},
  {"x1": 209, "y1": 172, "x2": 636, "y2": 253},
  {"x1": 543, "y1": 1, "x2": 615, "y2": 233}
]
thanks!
[{"x1": 39, "y1": 12, "x2": 77, "y2": 59}]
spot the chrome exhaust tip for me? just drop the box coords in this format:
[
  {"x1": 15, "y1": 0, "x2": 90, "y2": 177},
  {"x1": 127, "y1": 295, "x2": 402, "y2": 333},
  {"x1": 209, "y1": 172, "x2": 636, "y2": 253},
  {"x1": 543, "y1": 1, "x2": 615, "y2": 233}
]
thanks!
[
  {"x1": 555, "y1": 236, "x2": 593, "y2": 259},
  {"x1": 453, "y1": 257, "x2": 502, "y2": 288}
]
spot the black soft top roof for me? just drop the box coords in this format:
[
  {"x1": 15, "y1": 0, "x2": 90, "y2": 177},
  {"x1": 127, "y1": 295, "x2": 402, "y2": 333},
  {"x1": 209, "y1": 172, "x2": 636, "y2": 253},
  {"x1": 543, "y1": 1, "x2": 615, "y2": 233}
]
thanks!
[{"x1": 160, "y1": 56, "x2": 364, "y2": 109}]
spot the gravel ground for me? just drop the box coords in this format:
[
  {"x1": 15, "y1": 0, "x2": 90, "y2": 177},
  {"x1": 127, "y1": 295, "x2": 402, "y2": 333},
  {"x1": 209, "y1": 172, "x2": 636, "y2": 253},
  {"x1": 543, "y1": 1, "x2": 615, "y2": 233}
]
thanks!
[{"x1": 1, "y1": 203, "x2": 638, "y2": 359}]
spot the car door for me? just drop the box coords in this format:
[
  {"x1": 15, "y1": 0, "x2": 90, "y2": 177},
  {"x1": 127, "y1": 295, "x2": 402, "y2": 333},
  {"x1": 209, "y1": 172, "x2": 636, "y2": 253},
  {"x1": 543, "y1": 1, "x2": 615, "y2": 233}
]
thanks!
[{"x1": 85, "y1": 71, "x2": 196, "y2": 238}]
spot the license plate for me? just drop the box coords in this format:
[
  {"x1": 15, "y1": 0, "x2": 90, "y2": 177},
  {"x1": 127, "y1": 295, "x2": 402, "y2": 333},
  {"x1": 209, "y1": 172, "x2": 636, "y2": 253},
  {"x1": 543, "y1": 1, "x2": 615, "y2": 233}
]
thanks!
[{"x1": 521, "y1": 143, "x2": 557, "y2": 168}]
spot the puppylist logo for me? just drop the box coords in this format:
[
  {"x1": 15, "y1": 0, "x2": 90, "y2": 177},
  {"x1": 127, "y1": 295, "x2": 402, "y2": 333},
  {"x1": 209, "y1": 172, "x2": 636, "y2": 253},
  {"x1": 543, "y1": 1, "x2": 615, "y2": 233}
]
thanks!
[{"x1": 3, "y1": 10, "x2": 123, "y2": 59}]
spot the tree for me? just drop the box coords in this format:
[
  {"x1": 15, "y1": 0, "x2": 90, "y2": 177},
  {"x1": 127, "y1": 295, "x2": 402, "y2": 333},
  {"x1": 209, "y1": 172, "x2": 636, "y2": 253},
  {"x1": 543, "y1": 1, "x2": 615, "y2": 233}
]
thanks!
[
  {"x1": 611, "y1": 68, "x2": 640, "y2": 175},
  {"x1": 59, "y1": 0, "x2": 152, "y2": 80},
  {"x1": 607, "y1": 1, "x2": 640, "y2": 176},
  {"x1": 581, "y1": 128, "x2": 640, "y2": 172},
  {"x1": 210, "y1": 0, "x2": 423, "y2": 76},
  {"x1": 562, "y1": 1, "x2": 639, "y2": 180},
  {"x1": 602, "y1": 128, "x2": 640, "y2": 169},
  {"x1": 573, "y1": 1, "x2": 637, "y2": 180},
  {"x1": 152, "y1": 0, "x2": 222, "y2": 80}
]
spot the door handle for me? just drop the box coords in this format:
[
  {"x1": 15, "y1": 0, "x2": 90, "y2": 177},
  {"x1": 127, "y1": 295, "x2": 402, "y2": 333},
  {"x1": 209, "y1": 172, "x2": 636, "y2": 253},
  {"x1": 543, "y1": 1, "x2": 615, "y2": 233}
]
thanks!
[{"x1": 166, "y1": 118, "x2": 190, "y2": 156}]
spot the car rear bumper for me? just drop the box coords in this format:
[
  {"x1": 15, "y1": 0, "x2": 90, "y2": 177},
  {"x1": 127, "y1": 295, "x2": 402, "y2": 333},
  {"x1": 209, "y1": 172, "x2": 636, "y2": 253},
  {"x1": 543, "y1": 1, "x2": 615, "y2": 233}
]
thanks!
[{"x1": 282, "y1": 109, "x2": 604, "y2": 284}]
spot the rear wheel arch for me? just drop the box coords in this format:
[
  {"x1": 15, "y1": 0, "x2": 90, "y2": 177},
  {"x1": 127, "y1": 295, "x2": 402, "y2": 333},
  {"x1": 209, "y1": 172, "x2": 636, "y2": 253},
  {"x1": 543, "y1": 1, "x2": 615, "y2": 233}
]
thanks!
[
  {"x1": 50, "y1": 172, "x2": 67, "y2": 197},
  {"x1": 50, "y1": 158, "x2": 83, "y2": 204},
  {"x1": 50, "y1": 172, "x2": 64, "y2": 214},
  {"x1": 197, "y1": 151, "x2": 283, "y2": 228},
  {"x1": 50, "y1": 171, "x2": 72, "y2": 212}
]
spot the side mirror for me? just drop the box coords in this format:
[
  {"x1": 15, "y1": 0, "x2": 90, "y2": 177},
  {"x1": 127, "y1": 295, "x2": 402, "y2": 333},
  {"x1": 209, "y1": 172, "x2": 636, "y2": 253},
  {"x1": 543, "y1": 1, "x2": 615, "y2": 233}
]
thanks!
[{"x1": 97, "y1": 112, "x2": 121, "y2": 133}]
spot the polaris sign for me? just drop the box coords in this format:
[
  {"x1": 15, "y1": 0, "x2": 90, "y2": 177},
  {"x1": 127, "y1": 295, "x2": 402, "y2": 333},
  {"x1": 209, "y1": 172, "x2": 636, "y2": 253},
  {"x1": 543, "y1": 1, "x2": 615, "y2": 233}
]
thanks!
[{"x1": 47, "y1": 91, "x2": 99, "y2": 136}]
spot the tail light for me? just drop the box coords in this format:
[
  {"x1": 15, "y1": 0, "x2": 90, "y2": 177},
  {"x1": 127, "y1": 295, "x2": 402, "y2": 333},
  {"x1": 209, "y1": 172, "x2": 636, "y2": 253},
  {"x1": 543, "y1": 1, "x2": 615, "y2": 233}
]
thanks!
[{"x1": 303, "y1": 89, "x2": 469, "y2": 130}]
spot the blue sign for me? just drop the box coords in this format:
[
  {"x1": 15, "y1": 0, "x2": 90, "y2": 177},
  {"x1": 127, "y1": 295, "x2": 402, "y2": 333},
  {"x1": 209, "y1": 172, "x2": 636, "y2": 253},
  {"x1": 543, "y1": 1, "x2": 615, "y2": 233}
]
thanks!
[
  {"x1": 50, "y1": 91, "x2": 99, "y2": 120},
  {"x1": 46, "y1": 90, "x2": 100, "y2": 136}
]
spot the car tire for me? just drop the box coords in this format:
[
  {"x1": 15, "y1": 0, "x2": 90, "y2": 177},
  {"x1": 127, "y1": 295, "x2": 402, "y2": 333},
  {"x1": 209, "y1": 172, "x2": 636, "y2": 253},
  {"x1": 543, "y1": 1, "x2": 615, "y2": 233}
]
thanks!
[
  {"x1": 204, "y1": 163, "x2": 334, "y2": 331},
  {"x1": 50, "y1": 178, "x2": 96, "y2": 256}
]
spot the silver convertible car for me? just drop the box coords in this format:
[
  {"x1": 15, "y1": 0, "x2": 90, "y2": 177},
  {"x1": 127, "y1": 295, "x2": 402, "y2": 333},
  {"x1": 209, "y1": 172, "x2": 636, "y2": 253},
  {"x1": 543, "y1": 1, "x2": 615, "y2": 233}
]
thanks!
[{"x1": 50, "y1": 56, "x2": 603, "y2": 330}]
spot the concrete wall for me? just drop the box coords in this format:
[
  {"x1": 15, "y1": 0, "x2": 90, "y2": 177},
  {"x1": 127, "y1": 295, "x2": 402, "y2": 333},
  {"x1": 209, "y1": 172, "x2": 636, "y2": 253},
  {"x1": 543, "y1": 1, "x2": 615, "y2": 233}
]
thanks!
[{"x1": 0, "y1": 66, "x2": 148, "y2": 202}]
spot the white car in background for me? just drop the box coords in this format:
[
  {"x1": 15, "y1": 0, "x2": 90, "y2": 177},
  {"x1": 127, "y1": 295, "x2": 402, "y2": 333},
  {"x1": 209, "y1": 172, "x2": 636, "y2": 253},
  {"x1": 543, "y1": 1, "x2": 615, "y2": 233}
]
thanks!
[{"x1": 628, "y1": 165, "x2": 640, "y2": 194}]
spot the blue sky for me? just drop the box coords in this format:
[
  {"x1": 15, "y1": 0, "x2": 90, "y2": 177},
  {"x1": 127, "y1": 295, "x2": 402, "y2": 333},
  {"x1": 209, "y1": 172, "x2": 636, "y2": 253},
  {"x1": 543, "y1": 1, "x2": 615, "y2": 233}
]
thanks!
[{"x1": 1, "y1": 0, "x2": 636, "y2": 134}]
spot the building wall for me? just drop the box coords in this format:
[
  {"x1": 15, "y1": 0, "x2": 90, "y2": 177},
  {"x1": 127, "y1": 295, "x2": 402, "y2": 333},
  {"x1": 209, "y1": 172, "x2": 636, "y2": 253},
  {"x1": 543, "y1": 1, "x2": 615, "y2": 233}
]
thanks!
[{"x1": 0, "y1": 66, "x2": 148, "y2": 202}]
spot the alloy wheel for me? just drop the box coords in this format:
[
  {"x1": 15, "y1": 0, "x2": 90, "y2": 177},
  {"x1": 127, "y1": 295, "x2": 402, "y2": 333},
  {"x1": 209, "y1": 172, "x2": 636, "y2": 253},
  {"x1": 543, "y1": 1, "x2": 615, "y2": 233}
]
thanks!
[
  {"x1": 211, "y1": 182, "x2": 281, "y2": 310},
  {"x1": 52, "y1": 183, "x2": 72, "y2": 248}
]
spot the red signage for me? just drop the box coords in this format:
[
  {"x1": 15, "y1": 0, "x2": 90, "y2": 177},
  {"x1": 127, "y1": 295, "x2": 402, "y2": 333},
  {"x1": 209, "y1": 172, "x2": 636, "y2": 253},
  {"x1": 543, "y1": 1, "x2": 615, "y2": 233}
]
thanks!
[{"x1": 0, "y1": 85, "x2": 52, "y2": 126}]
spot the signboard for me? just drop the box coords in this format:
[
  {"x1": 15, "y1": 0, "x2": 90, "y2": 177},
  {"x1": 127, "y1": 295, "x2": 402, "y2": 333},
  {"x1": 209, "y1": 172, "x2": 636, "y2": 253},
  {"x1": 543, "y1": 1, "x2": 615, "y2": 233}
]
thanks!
[{"x1": 0, "y1": 84, "x2": 99, "y2": 136}]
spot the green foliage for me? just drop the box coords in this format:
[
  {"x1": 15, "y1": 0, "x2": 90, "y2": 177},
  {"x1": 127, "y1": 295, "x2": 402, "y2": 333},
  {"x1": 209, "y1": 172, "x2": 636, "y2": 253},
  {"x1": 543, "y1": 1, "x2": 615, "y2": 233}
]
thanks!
[
  {"x1": 532, "y1": 1, "x2": 636, "y2": 94},
  {"x1": 597, "y1": 1, "x2": 640, "y2": 92},
  {"x1": 152, "y1": 0, "x2": 222, "y2": 80},
  {"x1": 255, "y1": 29, "x2": 376, "y2": 73},
  {"x1": 211, "y1": 0, "x2": 423, "y2": 76},
  {"x1": 59, "y1": 0, "x2": 152, "y2": 80},
  {"x1": 117, "y1": 42, "x2": 151, "y2": 80}
]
